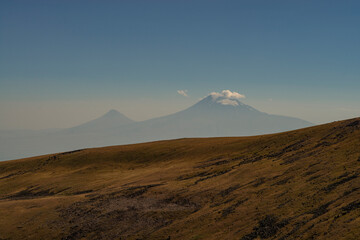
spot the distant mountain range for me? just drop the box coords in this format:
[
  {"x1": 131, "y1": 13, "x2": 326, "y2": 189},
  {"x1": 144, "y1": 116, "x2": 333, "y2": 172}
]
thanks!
[{"x1": 0, "y1": 91, "x2": 312, "y2": 160}]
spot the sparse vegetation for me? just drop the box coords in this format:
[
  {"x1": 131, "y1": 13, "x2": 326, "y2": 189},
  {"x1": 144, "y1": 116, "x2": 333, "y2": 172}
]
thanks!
[{"x1": 0, "y1": 117, "x2": 360, "y2": 239}]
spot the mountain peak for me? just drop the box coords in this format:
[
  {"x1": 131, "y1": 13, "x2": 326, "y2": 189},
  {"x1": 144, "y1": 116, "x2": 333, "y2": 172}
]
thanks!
[
  {"x1": 103, "y1": 109, "x2": 122, "y2": 117},
  {"x1": 69, "y1": 109, "x2": 135, "y2": 132},
  {"x1": 202, "y1": 90, "x2": 248, "y2": 107},
  {"x1": 99, "y1": 109, "x2": 134, "y2": 123},
  {"x1": 208, "y1": 95, "x2": 243, "y2": 107},
  {"x1": 193, "y1": 90, "x2": 258, "y2": 112},
  {"x1": 209, "y1": 90, "x2": 246, "y2": 101}
]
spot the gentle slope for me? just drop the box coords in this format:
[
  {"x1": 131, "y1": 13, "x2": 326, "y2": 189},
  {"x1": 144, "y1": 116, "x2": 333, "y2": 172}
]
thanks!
[{"x1": 0, "y1": 118, "x2": 359, "y2": 239}]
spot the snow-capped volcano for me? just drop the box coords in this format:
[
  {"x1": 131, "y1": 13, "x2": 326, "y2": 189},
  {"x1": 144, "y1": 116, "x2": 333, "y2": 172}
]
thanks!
[
  {"x1": 134, "y1": 90, "x2": 312, "y2": 140},
  {"x1": 210, "y1": 89, "x2": 246, "y2": 106},
  {"x1": 193, "y1": 90, "x2": 258, "y2": 112}
]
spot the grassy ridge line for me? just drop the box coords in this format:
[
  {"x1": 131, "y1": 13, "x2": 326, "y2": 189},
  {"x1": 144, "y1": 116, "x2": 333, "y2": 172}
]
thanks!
[{"x1": 0, "y1": 117, "x2": 359, "y2": 240}]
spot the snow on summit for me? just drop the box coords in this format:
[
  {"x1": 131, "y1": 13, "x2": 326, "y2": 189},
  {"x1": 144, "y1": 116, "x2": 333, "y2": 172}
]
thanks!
[{"x1": 209, "y1": 90, "x2": 246, "y2": 106}]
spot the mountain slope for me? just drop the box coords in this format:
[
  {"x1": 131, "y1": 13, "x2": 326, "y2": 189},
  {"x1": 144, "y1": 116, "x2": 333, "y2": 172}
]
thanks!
[
  {"x1": 132, "y1": 95, "x2": 312, "y2": 138},
  {"x1": 0, "y1": 110, "x2": 136, "y2": 161},
  {"x1": 0, "y1": 118, "x2": 359, "y2": 239}
]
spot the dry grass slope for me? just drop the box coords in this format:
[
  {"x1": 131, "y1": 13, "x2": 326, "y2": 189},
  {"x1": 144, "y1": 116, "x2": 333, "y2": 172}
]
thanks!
[{"x1": 0, "y1": 118, "x2": 360, "y2": 240}]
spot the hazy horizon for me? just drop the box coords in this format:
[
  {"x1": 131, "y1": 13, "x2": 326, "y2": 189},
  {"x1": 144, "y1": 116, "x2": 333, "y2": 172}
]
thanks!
[
  {"x1": 1, "y1": 90, "x2": 359, "y2": 131},
  {"x1": 1, "y1": 0, "x2": 360, "y2": 130}
]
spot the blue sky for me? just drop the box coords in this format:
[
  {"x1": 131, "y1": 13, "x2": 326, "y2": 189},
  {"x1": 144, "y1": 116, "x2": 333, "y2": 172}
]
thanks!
[{"x1": 1, "y1": 0, "x2": 360, "y2": 129}]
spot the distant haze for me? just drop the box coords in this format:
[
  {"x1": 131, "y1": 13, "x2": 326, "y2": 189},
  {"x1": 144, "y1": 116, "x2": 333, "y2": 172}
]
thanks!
[{"x1": 0, "y1": 97, "x2": 359, "y2": 131}]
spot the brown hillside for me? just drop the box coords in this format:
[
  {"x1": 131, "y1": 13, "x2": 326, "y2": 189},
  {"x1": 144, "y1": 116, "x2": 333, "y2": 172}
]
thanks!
[{"x1": 0, "y1": 118, "x2": 360, "y2": 240}]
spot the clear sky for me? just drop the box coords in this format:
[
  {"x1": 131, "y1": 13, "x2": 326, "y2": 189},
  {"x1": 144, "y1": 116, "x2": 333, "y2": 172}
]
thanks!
[{"x1": 1, "y1": 0, "x2": 360, "y2": 130}]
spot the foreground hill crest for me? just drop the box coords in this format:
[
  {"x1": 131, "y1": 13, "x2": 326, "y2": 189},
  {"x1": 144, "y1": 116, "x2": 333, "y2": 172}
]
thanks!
[{"x1": 0, "y1": 117, "x2": 359, "y2": 239}]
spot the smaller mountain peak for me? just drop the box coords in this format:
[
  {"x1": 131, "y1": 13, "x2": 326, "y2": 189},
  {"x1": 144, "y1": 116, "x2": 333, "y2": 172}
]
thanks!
[
  {"x1": 104, "y1": 109, "x2": 121, "y2": 117},
  {"x1": 108, "y1": 109, "x2": 119, "y2": 113},
  {"x1": 100, "y1": 109, "x2": 134, "y2": 121}
]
